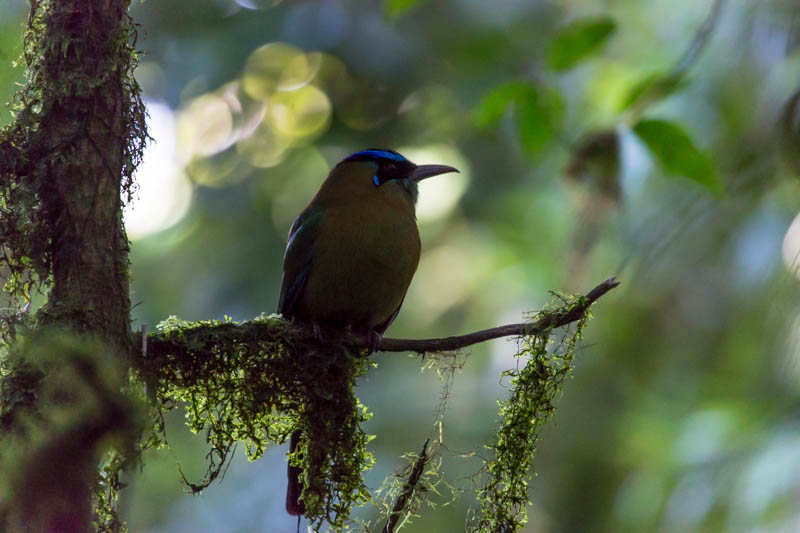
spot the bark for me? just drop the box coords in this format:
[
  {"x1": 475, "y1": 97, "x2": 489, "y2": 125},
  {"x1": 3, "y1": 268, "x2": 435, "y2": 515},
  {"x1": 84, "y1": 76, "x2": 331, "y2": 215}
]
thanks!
[
  {"x1": 33, "y1": 0, "x2": 133, "y2": 351},
  {"x1": 1, "y1": 1, "x2": 140, "y2": 531}
]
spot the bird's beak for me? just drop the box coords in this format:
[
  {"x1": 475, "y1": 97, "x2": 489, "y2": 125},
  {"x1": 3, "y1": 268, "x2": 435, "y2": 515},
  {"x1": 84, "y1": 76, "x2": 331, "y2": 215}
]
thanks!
[{"x1": 406, "y1": 164, "x2": 459, "y2": 183}]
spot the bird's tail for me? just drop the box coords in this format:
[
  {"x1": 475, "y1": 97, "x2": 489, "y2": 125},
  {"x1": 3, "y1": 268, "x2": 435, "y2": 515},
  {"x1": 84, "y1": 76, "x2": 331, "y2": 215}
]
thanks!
[{"x1": 286, "y1": 430, "x2": 306, "y2": 516}]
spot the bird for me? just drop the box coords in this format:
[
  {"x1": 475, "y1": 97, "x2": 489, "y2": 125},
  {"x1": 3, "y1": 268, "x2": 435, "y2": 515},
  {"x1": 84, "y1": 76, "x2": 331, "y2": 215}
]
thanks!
[{"x1": 277, "y1": 148, "x2": 458, "y2": 517}]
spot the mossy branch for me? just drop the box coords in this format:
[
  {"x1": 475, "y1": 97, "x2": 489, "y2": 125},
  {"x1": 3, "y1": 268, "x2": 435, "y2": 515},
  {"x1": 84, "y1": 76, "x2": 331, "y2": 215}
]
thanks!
[
  {"x1": 140, "y1": 278, "x2": 619, "y2": 359},
  {"x1": 1, "y1": 0, "x2": 146, "y2": 531},
  {"x1": 132, "y1": 278, "x2": 617, "y2": 531}
]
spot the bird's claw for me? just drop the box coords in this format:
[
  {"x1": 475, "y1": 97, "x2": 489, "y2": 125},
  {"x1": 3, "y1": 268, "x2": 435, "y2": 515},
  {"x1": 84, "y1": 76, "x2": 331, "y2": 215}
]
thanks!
[
  {"x1": 343, "y1": 323, "x2": 380, "y2": 355},
  {"x1": 366, "y1": 330, "x2": 382, "y2": 355}
]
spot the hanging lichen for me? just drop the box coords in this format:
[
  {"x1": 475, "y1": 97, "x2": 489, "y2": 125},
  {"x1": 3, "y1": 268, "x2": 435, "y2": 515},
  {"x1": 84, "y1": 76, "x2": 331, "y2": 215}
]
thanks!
[
  {"x1": 131, "y1": 288, "x2": 598, "y2": 533},
  {"x1": 471, "y1": 294, "x2": 590, "y2": 532},
  {"x1": 362, "y1": 351, "x2": 464, "y2": 533}
]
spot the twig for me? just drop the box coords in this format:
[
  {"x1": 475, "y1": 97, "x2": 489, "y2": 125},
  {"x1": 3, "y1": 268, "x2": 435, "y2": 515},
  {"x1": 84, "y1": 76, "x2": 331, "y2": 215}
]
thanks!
[
  {"x1": 374, "y1": 277, "x2": 619, "y2": 354},
  {"x1": 383, "y1": 439, "x2": 430, "y2": 533},
  {"x1": 672, "y1": 0, "x2": 725, "y2": 78}
]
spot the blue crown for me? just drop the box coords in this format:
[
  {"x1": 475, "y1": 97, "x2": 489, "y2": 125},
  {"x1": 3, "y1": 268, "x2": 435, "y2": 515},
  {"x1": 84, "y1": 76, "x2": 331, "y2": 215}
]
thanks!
[{"x1": 343, "y1": 149, "x2": 409, "y2": 163}]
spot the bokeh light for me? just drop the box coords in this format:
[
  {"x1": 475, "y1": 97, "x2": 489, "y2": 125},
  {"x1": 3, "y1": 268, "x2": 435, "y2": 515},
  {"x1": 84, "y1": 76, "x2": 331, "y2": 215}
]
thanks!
[
  {"x1": 236, "y1": 120, "x2": 293, "y2": 168},
  {"x1": 177, "y1": 93, "x2": 234, "y2": 158},
  {"x1": 242, "y1": 43, "x2": 319, "y2": 98},
  {"x1": 268, "y1": 147, "x2": 330, "y2": 236},
  {"x1": 406, "y1": 229, "x2": 495, "y2": 322},
  {"x1": 234, "y1": 0, "x2": 282, "y2": 9},
  {"x1": 266, "y1": 84, "x2": 331, "y2": 140},
  {"x1": 782, "y1": 211, "x2": 800, "y2": 278},
  {"x1": 124, "y1": 102, "x2": 193, "y2": 240}
]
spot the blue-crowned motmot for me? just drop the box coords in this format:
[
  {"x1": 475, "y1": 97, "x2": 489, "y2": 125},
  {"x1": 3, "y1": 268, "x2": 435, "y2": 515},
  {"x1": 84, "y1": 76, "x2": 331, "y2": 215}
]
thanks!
[{"x1": 278, "y1": 148, "x2": 458, "y2": 516}]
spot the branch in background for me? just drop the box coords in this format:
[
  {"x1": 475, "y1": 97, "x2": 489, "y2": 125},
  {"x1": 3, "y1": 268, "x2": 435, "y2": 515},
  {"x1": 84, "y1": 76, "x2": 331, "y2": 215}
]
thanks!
[
  {"x1": 382, "y1": 439, "x2": 430, "y2": 533},
  {"x1": 672, "y1": 0, "x2": 725, "y2": 79},
  {"x1": 626, "y1": 0, "x2": 726, "y2": 123}
]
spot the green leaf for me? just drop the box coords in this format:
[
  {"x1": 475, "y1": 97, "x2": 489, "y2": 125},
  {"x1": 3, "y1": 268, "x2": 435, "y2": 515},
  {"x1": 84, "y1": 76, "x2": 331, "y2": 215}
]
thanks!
[
  {"x1": 549, "y1": 16, "x2": 616, "y2": 71},
  {"x1": 384, "y1": 0, "x2": 429, "y2": 18},
  {"x1": 474, "y1": 83, "x2": 562, "y2": 156},
  {"x1": 473, "y1": 82, "x2": 535, "y2": 128},
  {"x1": 633, "y1": 119, "x2": 722, "y2": 193},
  {"x1": 619, "y1": 72, "x2": 685, "y2": 112},
  {"x1": 518, "y1": 88, "x2": 563, "y2": 156}
]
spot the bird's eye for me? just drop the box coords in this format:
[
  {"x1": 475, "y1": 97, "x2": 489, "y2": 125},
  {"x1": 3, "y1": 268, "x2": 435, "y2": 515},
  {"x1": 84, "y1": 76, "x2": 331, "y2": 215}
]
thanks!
[{"x1": 372, "y1": 175, "x2": 380, "y2": 186}]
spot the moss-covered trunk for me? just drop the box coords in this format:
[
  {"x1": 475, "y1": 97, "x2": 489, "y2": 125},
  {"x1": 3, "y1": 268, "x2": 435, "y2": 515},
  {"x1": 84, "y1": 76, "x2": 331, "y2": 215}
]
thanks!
[
  {"x1": 33, "y1": 2, "x2": 133, "y2": 350},
  {"x1": 0, "y1": 1, "x2": 146, "y2": 531}
]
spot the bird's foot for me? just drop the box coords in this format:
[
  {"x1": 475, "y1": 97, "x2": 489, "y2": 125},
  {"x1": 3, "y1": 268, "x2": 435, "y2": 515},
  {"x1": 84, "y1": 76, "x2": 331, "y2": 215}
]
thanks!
[
  {"x1": 366, "y1": 330, "x2": 383, "y2": 355},
  {"x1": 344, "y1": 324, "x2": 381, "y2": 355}
]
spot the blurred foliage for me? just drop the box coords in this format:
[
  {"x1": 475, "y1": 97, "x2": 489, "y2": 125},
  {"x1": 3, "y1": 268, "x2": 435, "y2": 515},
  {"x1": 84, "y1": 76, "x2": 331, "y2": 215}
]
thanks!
[
  {"x1": 778, "y1": 89, "x2": 800, "y2": 176},
  {"x1": 474, "y1": 82, "x2": 563, "y2": 156},
  {"x1": 633, "y1": 119, "x2": 722, "y2": 193},
  {"x1": 0, "y1": 331, "x2": 141, "y2": 532},
  {"x1": 548, "y1": 16, "x2": 616, "y2": 71},
  {"x1": 565, "y1": 129, "x2": 620, "y2": 202},
  {"x1": 620, "y1": 71, "x2": 686, "y2": 113},
  {"x1": 384, "y1": 0, "x2": 431, "y2": 20},
  {"x1": 4, "y1": 0, "x2": 800, "y2": 531}
]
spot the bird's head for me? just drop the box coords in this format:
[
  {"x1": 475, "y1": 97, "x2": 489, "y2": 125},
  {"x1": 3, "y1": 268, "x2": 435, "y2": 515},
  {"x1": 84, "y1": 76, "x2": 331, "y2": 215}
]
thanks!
[{"x1": 336, "y1": 149, "x2": 459, "y2": 204}]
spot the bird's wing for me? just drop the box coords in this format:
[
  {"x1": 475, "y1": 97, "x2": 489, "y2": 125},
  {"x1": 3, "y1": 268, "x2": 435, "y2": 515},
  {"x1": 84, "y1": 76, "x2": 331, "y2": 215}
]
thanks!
[
  {"x1": 373, "y1": 295, "x2": 405, "y2": 335},
  {"x1": 277, "y1": 206, "x2": 323, "y2": 317}
]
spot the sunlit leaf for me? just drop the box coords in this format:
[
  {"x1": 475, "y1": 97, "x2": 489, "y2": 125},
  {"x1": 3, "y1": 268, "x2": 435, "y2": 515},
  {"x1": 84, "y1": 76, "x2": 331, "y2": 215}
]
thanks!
[
  {"x1": 549, "y1": 16, "x2": 616, "y2": 71},
  {"x1": 633, "y1": 119, "x2": 722, "y2": 193},
  {"x1": 385, "y1": 0, "x2": 429, "y2": 18}
]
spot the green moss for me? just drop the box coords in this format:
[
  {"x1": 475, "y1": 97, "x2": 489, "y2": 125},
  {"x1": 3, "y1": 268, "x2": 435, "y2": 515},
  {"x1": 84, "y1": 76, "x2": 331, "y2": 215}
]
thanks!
[
  {"x1": 138, "y1": 294, "x2": 595, "y2": 532},
  {"x1": 0, "y1": 0, "x2": 146, "y2": 304},
  {"x1": 0, "y1": 1, "x2": 147, "y2": 530},
  {"x1": 138, "y1": 314, "x2": 374, "y2": 530},
  {"x1": 472, "y1": 294, "x2": 590, "y2": 532}
]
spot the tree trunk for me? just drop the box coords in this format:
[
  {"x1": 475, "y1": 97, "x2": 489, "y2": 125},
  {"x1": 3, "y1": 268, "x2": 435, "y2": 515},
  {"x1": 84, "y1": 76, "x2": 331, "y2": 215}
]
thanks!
[
  {"x1": 0, "y1": 1, "x2": 145, "y2": 531},
  {"x1": 33, "y1": 0, "x2": 133, "y2": 349}
]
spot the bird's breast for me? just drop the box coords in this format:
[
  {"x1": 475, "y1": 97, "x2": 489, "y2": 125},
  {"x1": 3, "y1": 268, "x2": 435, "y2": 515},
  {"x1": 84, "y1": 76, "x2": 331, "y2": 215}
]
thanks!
[{"x1": 297, "y1": 200, "x2": 421, "y2": 330}]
